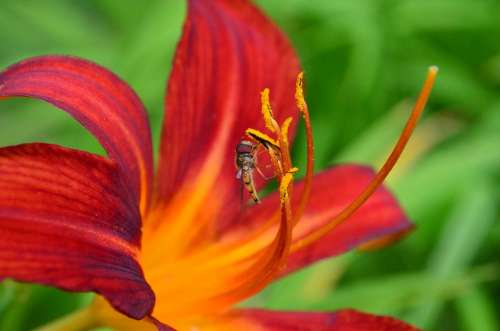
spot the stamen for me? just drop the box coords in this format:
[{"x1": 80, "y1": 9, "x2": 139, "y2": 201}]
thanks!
[
  {"x1": 292, "y1": 66, "x2": 438, "y2": 252},
  {"x1": 204, "y1": 88, "x2": 299, "y2": 306},
  {"x1": 233, "y1": 98, "x2": 299, "y2": 295},
  {"x1": 295, "y1": 72, "x2": 307, "y2": 114},
  {"x1": 204, "y1": 73, "x2": 314, "y2": 265},
  {"x1": 261, "y1": 88, "x2": 279, "y2": 132},
  {"x1": 204, "y1": 148, "x2": 295, "y2": 308},
  {"x1": 279, "y1": 172, "x2": 294, "y2": 203},
  {"x1": 245, "y1": 128, "x2": 279, "y2": 150},
  {"x1": 200, "y1": 74, "x2": 316, "y2": 308},
  {"x1": 292, "y1": 72, "x2": 314, "y2": 226},
  {"x1": 281, "y1": 117, "x2": 293, "y2": 148}
]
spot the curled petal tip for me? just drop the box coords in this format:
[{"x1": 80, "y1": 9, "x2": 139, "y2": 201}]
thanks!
[{"x1": 0, "y1": 55, "x2": 154, "y2": 213}]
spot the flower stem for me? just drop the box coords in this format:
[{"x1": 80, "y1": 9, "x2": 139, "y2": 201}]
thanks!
[{"x1": 33, "y1": 307, "x2": 97, "y2": 331}]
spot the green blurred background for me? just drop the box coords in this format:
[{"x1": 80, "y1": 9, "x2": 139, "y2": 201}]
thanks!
[{"x1": 0, "y1": 0, "x2": 499, "y2": 330}]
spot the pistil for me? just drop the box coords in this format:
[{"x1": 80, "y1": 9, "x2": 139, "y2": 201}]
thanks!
[{"x1": 292, "y1": 66, "x2": 438, "y2": 252}]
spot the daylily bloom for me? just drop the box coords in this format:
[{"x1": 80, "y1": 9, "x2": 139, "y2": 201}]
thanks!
[{"x1": 0, "y1": 1, "x2": 437, "y2": 330}]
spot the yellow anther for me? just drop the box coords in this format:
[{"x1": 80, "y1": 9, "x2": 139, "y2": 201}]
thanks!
[
  {"x1": 288, "y1": 167, "x2": 299, "y2": 174},
  {"x1": 261, "y1": 88, "x2": 277, "y2": 132},
  {"x1": 280, "y1": 117, "x2": 293, "y2": 146},
  {"x1": 245, "y1": 128, "x2": 280, "y2": 150},
  {"x1": 279, "y1": 172, "x2": 294, "y2": 203},
  {"x1": 295, "y1": 72, "x2": 306, "y2": 115}
]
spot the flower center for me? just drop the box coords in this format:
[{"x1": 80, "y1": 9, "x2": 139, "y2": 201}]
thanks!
[{"x1": 138, "y1": 73, "x2": 313, "y2": 325}]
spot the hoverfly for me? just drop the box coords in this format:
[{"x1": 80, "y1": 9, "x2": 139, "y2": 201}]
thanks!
[
  {"x1": 236, "y1": 134, "x2": 281, "y2": 205},
  {"x1": 235, "y1": 140, "x2": 260, "y2": 204}
]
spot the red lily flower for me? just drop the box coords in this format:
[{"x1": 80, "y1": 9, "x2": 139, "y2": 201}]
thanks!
[{"x1": 0, "y1": 1, "x2": 437, "y2": 330}]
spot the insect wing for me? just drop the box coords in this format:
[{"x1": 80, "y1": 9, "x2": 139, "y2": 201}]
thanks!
[{"x1": 235, "y1": 168, "x2": 242, "y2": 180}]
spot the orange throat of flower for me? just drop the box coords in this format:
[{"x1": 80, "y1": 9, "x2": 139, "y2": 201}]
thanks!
[{"x1": 119, "y1": 68, "x2": 438, "y2": 329}]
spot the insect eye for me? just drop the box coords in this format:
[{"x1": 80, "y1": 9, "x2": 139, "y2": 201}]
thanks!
[{"x1": 236, "y1": 142, "x2": 254, "y2": 154}]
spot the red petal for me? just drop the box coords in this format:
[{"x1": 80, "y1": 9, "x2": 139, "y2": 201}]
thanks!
[
  {"x1": 219, "y1": 309, "x2": 420, "y2": 330},
  {"x1": 230, "y1": 165, "x2": 412, "y2": 275},
  {"x1": 0, "y1": 143, "x2": 154, "y2": 319},
  {"x1": 0, "y1": 56, "x2": 153, "y2": 211},
  {"x1": 155, "y1": 0, "x2": 300, "y2": 228}
]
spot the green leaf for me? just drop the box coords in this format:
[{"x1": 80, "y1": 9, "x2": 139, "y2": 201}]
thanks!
[
  {"x1": 407, "y1": 181, "x2": 498, "y2": 328},
  {"x1": 456, "y1": 287, "x2": 499, "y2": 331}
]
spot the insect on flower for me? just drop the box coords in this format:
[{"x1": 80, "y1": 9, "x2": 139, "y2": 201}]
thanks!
[
  {"x1": 235, "y1": 139, "x2": 261, "y2": 204},
  {"x1": 236, "y1": 131, "x2": 281, "y2": 204}
]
